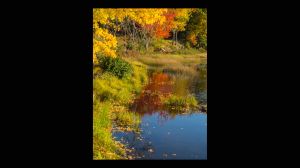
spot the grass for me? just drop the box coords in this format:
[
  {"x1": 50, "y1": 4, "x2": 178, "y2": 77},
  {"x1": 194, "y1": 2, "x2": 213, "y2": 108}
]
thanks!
[
  {"x1": 163, "y1": 94, "x2": 199, "y2": 112},
  {"x1": 111, "y1": 105, "x2": 141, "y2": 132},
  {"x1": 129, "y1": 61, "x2": 148, "y2": 94},
  {"x1": 131, "y1": 53, "x2": 206, "y2": 76},
  {"x1": 93, "y1": 101, "x2": 126, "y2": 159},
  {"x1": 93, "y1": 59, "x2": 148, "y2": 160},
  {"x1": 117, "y1": 38, "x2": 207, "y2": 58},
  {"x1": 94, "y1": 73, "x2": 133, "y2": 104},
  {"x1": 93, "y1": 61, "x2": 148, "y2": 105}
]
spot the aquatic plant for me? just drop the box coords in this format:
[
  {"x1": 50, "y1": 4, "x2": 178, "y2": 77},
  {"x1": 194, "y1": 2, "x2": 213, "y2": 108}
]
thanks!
[{"x1": 163, "y1": 94, "x2": 199, "y2": 112}]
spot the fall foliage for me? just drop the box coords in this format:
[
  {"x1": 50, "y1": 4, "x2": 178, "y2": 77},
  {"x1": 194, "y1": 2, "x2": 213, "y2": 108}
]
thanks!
[{"x1": 93, "y1": 8, "x2": 207, "y2": 63}]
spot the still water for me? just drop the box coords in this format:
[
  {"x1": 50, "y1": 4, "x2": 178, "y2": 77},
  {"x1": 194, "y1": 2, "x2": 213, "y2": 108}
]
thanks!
[{"x1": 113, "y1": 66, "x2": 207, "y2": 160}]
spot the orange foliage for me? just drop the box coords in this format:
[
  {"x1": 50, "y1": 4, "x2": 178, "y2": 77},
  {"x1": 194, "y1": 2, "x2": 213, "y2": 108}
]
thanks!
[
  {"x1": 143, "y1": 11, "x2": 176, "y2": 39},
  {"x1": 187, "y1": 33, "x2": 197, "y2": 46},
  {"x1": 154, "y1": 11, "x2": 176, "y2": 38}
]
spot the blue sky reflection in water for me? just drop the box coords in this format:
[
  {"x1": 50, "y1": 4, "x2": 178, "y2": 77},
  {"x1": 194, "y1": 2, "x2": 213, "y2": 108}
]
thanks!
[{"x1": 113, "y1": 112, "x2": 207, "y2": 160}]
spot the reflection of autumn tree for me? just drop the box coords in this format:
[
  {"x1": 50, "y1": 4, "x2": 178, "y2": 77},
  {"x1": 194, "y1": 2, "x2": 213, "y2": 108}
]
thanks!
[
  {"x1": 131, "y1": 73, "x2": 173, "y2": 115},
  {"x1": 131, "y1": 72, "x2": 202, "y2": 120}
]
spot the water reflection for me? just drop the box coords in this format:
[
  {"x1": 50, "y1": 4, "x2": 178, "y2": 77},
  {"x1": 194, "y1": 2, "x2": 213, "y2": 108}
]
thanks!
[
  {"x1": 115, "y1": 64, "x2": 207, "y2": 160},
  {"x1": 131, "y1": 72, "x2": 173, "y2": 115},
  {"x1": 131, "y1": 67, "x2": 207, "y2": 118},
  {"x1": 193, "y1": 68, "x2": 207, "y2": 104},
  {"x1": 113, "y1": 112, "x2": 207, "y2": 160}
]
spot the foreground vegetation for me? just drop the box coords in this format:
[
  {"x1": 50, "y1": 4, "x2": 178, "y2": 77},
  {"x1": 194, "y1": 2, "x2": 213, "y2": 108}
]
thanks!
[{"x1": 93, "y1": 58, "x2": 148, "y2": 159}]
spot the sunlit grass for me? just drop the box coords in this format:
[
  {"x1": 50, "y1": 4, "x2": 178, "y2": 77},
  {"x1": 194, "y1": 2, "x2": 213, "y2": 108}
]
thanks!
[
  {"x1": 93, "y1": 61, "x2": 148, "y2": 105},
  {"x1": 93, "y1": 101, "x2": 126, "y2": 160},
  {"x1": 93, "y1": 60, "x2": 148, "y2": 160},
  {"x1": 111, "y1": 105, "x2": 141, "y2": 132},
  {"x1": 133, "y1": 53, "x2": 206, "y2": 76},
  {"x1": 163, "y1": 94, "x2": 199, "y2": 112}
]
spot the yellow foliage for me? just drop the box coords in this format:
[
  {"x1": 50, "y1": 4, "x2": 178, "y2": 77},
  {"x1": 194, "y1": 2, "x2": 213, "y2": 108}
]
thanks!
[
  {"x1": 129, "y1": 8, "x2": 167, "y2": 26},
  {"x1": 94, "y1": 8, "x2": 167, "y2": 27},
  {"x1": 93, "y1": 9, "x2": 118, "y2": 64},
  {"x1": 93, "y1": 27, "x2": 117, "y2": 64},
  {"x1": 93, "y1": 8, "x2": 169, "y2": 64},
  {"x1": 170, "y1": 8, "x2": 193, "y2": 31},
  {"x1": 92, "y1": 8, "x2": 195, "y2": 64}
]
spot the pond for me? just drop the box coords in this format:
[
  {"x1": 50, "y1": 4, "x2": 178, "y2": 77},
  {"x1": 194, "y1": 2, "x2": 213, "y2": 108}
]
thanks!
[{"x1": 113, "y1": 64, "x2": 207, "y2": 160}]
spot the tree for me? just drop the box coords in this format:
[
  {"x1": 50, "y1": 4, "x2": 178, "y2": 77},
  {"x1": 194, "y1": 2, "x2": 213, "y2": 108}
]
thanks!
[
  {"x1": 124, "y1": 8, "x2": 167, "y2": 50},
  {"x1": 185, "y1": 8, "x2": 207, "y2": 49},
  {"x1": 93, "y1": 9, "x2": 118, "y2": 64},
  {"x1": 92, "y1": 8, "x2": 205, "y2": 62},
  {"x1": 99, "y1": 8, "x2": 168, "y2": 51},
  {"x1": 170, "y1": 9, "x2": 193, "y2": 45},
  {"x1": 148, "y1": 10, "x2": 176, "y2": 39}
]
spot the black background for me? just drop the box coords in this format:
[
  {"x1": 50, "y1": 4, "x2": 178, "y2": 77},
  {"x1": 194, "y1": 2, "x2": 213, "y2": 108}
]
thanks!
[{"x1": 1, "y1": 0, "x2": 294, "y2": 163}]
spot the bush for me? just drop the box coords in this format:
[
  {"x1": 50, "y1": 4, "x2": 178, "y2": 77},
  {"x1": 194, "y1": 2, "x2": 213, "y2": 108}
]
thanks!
[
  {"x1": 93, "y1": 61, "x2": 148, "y2": 104},
  {"x1": 97, "y1": 54, "x2": 133, "y2": 79},
  {"x1": 185, "y1": 42, "x2": 191, "y2": 49},
  {"x1": 196, "y1": 36, "x2": 207, "y2": 50}
]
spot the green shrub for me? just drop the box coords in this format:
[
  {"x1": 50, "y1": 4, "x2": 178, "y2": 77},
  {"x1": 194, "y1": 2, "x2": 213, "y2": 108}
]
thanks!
[
  {"x1": 196, "y1": 36, "x2": 207, "y2": 50},
  {"x1": 97, "y1": 54, "x2": 133, "y2": 79},
  {"x1": 93, "y1": 61, "x2": 148, "y2": 104},
  {"x1": 185, "y1": 42, "x2": 191, "y2": 49}
]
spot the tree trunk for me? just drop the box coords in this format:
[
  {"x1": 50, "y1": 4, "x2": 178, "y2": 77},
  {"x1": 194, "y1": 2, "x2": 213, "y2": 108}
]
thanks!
[
  {"x1": 175, "y1": 31, "x2": 178, "y2": 46},
  {"x1": 146, "y1": 41, "x2": 149, "y2": 51},
  {"x1": 132, "y1": 22, "x2": 136, "y2": 43},
  {"x1": 173, "y1": 30, "x2": 175, "y2": 45}
]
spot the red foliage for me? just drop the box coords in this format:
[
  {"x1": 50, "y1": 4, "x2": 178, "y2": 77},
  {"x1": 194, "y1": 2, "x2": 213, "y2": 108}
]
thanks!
[
  {"x1": 143, "y1": 11, "x2": 176, "y2": 39},
  {"x1": 156, "y1": 11, "x2": 176, "y2": 38}
]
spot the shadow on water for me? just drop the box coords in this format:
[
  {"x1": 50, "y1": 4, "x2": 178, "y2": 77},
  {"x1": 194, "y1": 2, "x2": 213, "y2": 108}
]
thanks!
[{"x1": 113, "y1": 63, "x2": 207, "y2": 160}]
